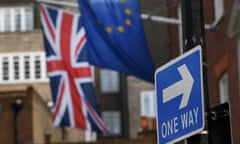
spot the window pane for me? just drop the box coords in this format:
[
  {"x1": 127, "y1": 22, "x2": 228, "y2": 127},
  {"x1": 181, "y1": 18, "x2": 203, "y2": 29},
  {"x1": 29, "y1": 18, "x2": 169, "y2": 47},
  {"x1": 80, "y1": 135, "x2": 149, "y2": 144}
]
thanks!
[
  {"x1": 25, "y1": 8, "x2": 33, "y2": 31},
  {"x1": 35, "y1": 56, "x2": 41, "y2": 79},
  {"x1": 0, "y1": 52, "x2": 48, "y2": 83},
  {"x1": 219, "y1": 72, "x2": 229, "y2": 103},
  {"x1": 0, "y1": 6, "x2": 33, "y2": 32},
  {"x1": 4, "y1": 9, "x2": 11, "y2": 32},
  {"x1": 24, "y1": 56, "x2": 30, "y2": 79},
  {"x1": 15, "y1": 8, "x2": 21, "y2": 31},
  {"x1": 13, "y1": 56, "x2": 20, "y2": 80},
  {"x1": 140, "y1": 91, "x2": 156, "y2": 118},
  {"x1": 2, "y1": 57, "x2": 9, "y2": 80},
  {"x1": 0, "y1": 9, "x2": 4, "y2": 32},
  {"x1": 100, "y1": 69, "x2": 119, "y2": 93},
  {"x1": 102, "y1": 111, "x2": 121, "y2": 136},
  {"x1": 214, "y1": 0, "x2": 224, "y2": 21}
]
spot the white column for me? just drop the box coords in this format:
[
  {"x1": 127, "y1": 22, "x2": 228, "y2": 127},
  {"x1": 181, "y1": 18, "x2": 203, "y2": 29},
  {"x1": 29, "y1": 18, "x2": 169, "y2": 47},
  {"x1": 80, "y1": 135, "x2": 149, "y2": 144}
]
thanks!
[
  {"x1": 30, "y1": 54, "x2": 35, "y2": 81},
  {"x1": 41, "y1": 52, "x2": 48, "y2": 80},
  {"x1": 19, "y1": 54, "x2": 25, "y2": 81},
  {"x1": 8, "y1": 54, "x2": 14, "y2": 82}
]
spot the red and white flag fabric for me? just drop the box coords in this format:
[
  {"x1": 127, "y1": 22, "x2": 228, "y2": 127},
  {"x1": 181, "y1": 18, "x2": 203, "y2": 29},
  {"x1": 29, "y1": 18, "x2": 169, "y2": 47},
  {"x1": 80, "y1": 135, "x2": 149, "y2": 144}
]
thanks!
[{"x1": 40, "y1": 4, "x2": 108, "y2": 133}]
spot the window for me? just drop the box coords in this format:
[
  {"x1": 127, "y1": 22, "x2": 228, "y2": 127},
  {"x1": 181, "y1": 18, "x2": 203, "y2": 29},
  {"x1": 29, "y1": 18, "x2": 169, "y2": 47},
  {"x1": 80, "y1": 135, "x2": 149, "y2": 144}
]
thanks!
[
  {"x1": 3, "y1": 9, "x2": 10, "y2": 32},
  {"x1": 219, "y1": 72, "x2": 229, "y2": 103},
  {"x1": 25, "y1": 8, "x2": 34, "y2": 31},
  {"x1": 214, "y1": 0, "x2": 224, "y2": 22},
  {"x1": 85, "y1": 131, "x2": 96, "y2": 142},
  {"x1": 140, "y1": 91, "x2": 156, "y2": 130},
  {"x1": 15, "y1": 8, "x2": 21, "y2": 31},
  {"x1": 2, "y1": 57, "x2": 9, "y2": 80},
  {"x1": 13, "y1": 56, "x2": 20, "y2": 80},
  {"x1": 0, "y1": 5, "x2": 34, "y2": 32},
  {"x1": 102, "y1": 111, "x2": 121, "y2": 136},
  {"x1": 35, "y1": 56, "x2": 41, "y2": 79},
  {"x1": 0, "y1": 52, "x2": 48, "y2": 84},
  {"x1": 140, "y1": 91, "x2": 156, "y2": 118},
  {"x1": 100, "y1": 69, "x2": 119, "y2": 93},
  {"x1": 24, "y1": 56, "x2": 30, "y2": 79}
]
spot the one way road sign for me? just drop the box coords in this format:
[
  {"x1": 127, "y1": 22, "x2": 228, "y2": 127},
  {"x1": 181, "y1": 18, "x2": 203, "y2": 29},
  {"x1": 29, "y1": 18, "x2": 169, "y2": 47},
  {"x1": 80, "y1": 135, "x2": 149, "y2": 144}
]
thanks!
[{"x1": 155, "y1": 45, "x2": 205, "y2": 144}]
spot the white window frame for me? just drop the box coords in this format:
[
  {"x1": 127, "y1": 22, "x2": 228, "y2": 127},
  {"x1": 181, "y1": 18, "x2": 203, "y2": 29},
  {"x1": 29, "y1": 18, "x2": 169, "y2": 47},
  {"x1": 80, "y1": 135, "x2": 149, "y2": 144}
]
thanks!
[
  {"x1": 219, "y1": 72, "x2": 229, "y2": 104},
  {"x1": 214, "y1": 0, "x2": 224, "y2": 23},
  {"x1": 84, "y1": 130, "x2": 97, "y2": 142},
  {"x1": 140, "y1": 91, "x2": 156, "y2": 118},
  {"x1": 100, "y1": 69, "x2": 120, "y2": 93},
  {"x1": 0, "y1": 52, "x2": 48, "y2": 84},
  {"x1": 13, "y1": 56, "x2": 20, "y2": 80},
  {"x1": 0, "y1": 5, "x2": 34, "y2": 32}
]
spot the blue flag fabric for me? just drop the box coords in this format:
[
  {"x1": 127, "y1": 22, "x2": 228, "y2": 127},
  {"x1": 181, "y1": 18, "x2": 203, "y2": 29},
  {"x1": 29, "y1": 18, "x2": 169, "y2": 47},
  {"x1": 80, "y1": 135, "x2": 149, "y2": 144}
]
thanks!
[{"x1": 78, "y1": 0, "x2": 155, "y2": 83}]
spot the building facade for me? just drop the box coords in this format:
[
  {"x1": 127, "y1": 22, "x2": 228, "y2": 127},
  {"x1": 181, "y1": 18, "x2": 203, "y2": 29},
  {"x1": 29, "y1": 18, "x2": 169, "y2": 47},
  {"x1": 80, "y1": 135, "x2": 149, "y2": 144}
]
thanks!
[
  {"x1": 125, "y1": 0, "x2": 181, "y2": 139},
  {"x1": 0, "y1": 0, "x2": 170, "y2": 143},
  {"x1": 0, "y1": 1, "x2": 88, "y2": 143},
  {"x1": 167, "y1": 0, "x2": 240, "y2": 143}
]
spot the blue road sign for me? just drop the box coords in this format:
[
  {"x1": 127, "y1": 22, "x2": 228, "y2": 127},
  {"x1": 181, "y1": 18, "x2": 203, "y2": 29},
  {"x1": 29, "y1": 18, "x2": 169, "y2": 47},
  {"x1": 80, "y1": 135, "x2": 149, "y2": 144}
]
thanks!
[{"x1": 155, "y1": 45, "x2": 205, "y2": 144}]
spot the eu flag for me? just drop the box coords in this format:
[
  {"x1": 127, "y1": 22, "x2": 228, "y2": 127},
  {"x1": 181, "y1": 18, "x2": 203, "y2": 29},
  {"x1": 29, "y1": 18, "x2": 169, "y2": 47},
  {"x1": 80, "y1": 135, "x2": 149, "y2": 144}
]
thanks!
[{"x1": 78, "y1": 0, "x2": 155, "y2": 83}]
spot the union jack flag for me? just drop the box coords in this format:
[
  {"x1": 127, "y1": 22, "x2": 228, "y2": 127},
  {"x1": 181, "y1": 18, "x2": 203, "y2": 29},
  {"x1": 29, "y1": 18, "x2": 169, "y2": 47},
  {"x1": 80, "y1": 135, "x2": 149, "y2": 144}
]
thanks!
[{"x1": 40, "y1": 4, "x2": 108, "y2": 133}]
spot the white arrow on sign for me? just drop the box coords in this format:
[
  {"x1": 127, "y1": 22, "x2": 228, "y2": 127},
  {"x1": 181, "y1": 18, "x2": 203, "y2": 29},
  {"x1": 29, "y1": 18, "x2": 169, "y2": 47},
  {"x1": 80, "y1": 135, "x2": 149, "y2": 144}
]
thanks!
[{"x1": 162, "y1": 64, "x2": 194, "y2": 109}]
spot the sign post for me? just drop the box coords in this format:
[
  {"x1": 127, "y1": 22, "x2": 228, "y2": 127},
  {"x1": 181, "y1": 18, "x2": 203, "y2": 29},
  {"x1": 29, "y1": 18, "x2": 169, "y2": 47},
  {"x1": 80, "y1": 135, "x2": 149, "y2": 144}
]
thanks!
[
  {"x1": 181, "y1": 0, "x2": 212, "y2": 143},
  {"x1": 155, "y1": 45, "x2": 205, "y2": 144}
]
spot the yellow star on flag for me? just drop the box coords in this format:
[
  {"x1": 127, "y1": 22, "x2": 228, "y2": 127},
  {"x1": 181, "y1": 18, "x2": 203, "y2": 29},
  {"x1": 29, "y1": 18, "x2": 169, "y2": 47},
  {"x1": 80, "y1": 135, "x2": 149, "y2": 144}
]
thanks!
[
  {"x1": 125, "y1": 19, "x2": 131, "y2": 26},
  {"x1": 120, "y1": 0, "x2": 126, "y2": 3},
  {"x1": 106, "y1": 27, "x2": 113, "y2": 33},
  {"x1": 125, "y1": 8, "x2": 131, "y2": 15},
  {"x1": 118, "y1": 26, "x2": 124, "y2": 32}
]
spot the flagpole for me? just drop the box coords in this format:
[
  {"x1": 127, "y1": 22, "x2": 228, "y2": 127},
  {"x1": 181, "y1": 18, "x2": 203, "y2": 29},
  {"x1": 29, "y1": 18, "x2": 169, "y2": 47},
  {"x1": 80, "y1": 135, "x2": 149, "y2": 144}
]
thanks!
[
  {"x1": 36, "y1": 0, "x2": 181, "y2": 25},
  {"x1": 36, "y1": 0, "x2": 78, "y2": 7},
  {"x1": 141, "y1": 14, "x2": 180, "y2": 24},
  {"x1": 36, "y1": 0, "x2": 219, "y2": 30}
]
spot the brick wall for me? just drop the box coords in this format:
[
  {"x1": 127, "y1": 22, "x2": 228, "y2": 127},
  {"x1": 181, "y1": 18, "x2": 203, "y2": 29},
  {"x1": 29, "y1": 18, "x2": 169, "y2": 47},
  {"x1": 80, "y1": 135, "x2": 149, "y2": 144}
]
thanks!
[
  {"x1": 32, "y1": 87, "x2": 85, "y2": 143},
  {"x1": 50, "y1": 132, "x2": 157, "y2": 144},
  {"x1": 167, "y1": 0, "x2": 240, "y2": 143},
  {"x1": 0, "y1": 30, "x2": 44, "y2": 53},
  {"x1": 127, "y1": 76, "x2": 154, "y2": 139},
  {"x1": 0, "y1": 87, "x2": 85, "y2": 143},
  {"x1": 0, "y1": 15, "x2": 87, "y2": 142},
  {"x1": 0, "y1": 83, "x2": 52, "y2": 103},
  {"x1": 0, "y1": 89, "x2": 33, "y2": 144}
]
